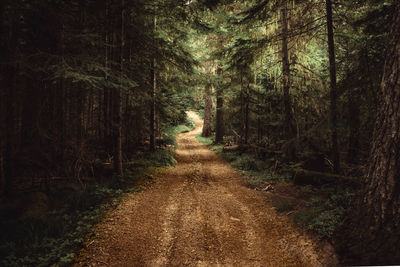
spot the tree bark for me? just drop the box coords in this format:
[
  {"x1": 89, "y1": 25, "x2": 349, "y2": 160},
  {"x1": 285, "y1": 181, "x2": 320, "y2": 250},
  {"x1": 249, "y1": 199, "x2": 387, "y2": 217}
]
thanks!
[
  {"x1": 0, "y1": 0, "x2": 5, "y2": 195},
  {"x1": 103, "y1": 0, "x2": 111, "y2": 153},
  {"x1": 4, "y1": 2, "x2": 19, "y2": 194},
  {"x1": 113, "y1": 89, "x2": 123, "y2": 175},
  {"x1": 338, "y1": 2, "x2": 400, "y2": 264},
  {"x1": 281, "y1": 1, "x2": 296, "y2": 160},
  {"x1": 149, "y1": 14, "x2": 157, "y2": 151},
  {"x1": 240, "y1": 72, "x2": 245, "y2": 144},
  {"x1": 4, "y1": 66, "x2": 15, "y2": 195},
  {"x1": 113, "y1": 0, "x2": 124, "y2": 176},
  {"x1": 326, "y1": 0, "x2": 340, "y2": 173},
  {"x1": 244, "y1": 84, "x2": 250, "y2": 144},
  {"x1": 202, "y1": 84, "x2": 212, "y2": 137},
  {"x1": 215, "y1": 68, "x2": 224, "y2": 144},
  {"x1": 256, "y1": 74, "x2": 263, "y2": 143},
  {"x1": 347, "y1": 88, "x2": 360, "y2": 164}
]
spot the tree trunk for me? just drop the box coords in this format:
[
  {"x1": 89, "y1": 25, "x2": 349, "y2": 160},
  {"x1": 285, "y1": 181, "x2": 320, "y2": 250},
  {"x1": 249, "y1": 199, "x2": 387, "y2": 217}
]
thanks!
[
  {"x1": 103, "y1": 0, "x2": 111, "y2": 154},
  {"x1": 57, "y1": 23, "x2": 66, "y2": 163},
  {"x1": 113, "y1": 0, "x2": 124, "y2": 176},
  {"x1": 4, "y1": 68, "x2": 16, "y2": 195},
  {"x1": 149, "y1": 14, "x2": 157, "y2": 151},
  {"x1": 347, "y1": 88, "x2": 360, "y2": 164},
  {"x1": 256, "y1": 74, "x2": 262, "y2": 143},
  {"x1": 215, "y1": 68, "x2": 224, "y2": 144},
  {"x1": 244, "y1": 84, "x2": 250, "y2": 144},
  {"x1": 0, "y1": 0, "x2": 5, "y2": 196},
  {"x1": 338, "y1": 2, "x2": 400, "y2": 264},
  {"x1": 281, "y1": 1, "x2": 296, "y2": 160},
  {"x1": 149, "y1": 59, "x2": 156, "y2": 151},
  {"x1": 3, "y1": 1, "x2": 19, "y2": 195},
  {"x1": 58, "y1": 80, "x2": 66, "y2": 162},
  {"x1": 134, "y1": 107, "x2": 143, "y2": 146},
  {"x1": 240, "y1": 72, "x2": 245, "y2": 144},
  {"x1": 113, "y1": 90, "x2": 123, "y2": 175},
  {"x1": 326, "y1": 0, "x2": 340, "y2": 173},
  {"x1": 202, "y1": 84, "x2": 212, "y2": 137},
  {"x1": 77, "y1": 87, "x2": 85, "y2": 148},
  {"x1": 215, "y1": 91, "x2": 224, "y2": 143}
]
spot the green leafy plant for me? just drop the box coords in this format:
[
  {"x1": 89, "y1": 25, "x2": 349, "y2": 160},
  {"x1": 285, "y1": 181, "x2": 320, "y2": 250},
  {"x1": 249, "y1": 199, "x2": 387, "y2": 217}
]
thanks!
[
  {"x1": 293, "y1": 188, "x2": 355, "y2": 239},
  {"x1": 164, "y1": 117, "x2": 196, "y2": 148},
  {"x1": 232, "y1": 154, "x2": 263, "y2": 171},
  {"x1": 148, "y1": 149, "x2": 177, "y2": 167},
  {"x1": 196, "y1": 134, "x2": 214, "y2": 145}
]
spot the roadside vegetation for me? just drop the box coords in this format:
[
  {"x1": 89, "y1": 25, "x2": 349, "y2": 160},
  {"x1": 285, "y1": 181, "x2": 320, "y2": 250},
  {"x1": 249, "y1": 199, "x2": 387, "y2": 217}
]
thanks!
[
  {"x1": 196, "y1": 135, "x2": 355, "y2": 240},
  {"x1": 0, "y1": 119, "x2": 194, "y2": 267}
]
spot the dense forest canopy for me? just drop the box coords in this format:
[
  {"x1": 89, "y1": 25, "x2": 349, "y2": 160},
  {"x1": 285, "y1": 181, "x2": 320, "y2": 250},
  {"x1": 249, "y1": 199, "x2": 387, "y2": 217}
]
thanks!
[{"x1": 1, "y1": 0, "x2": 399, "y2": 265}]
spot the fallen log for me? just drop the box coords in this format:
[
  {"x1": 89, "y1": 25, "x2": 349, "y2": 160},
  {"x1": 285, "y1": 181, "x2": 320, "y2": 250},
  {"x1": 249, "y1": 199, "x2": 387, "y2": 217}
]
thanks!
[
  {"x1": 292, "y1": 168, "x2": 361, "y2": 187},
  {"x1": 222, "y1": 145, "x2": 240, "y2": 152}
]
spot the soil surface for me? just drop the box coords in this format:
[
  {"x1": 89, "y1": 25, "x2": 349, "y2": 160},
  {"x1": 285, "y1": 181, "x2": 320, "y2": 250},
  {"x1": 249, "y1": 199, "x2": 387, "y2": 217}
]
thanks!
[{"x1": 75, "y1": 111, "x2": 337, "y2": 267}]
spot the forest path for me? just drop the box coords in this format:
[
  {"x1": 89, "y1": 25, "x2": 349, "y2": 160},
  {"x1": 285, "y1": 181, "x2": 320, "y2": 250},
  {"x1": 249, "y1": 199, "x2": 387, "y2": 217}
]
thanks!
[{"x1": 75, "y1": 111, "x2": 327, "y2": 267}]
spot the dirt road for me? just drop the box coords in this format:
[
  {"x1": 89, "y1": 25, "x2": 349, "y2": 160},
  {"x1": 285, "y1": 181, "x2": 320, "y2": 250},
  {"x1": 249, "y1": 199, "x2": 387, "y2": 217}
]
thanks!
[{"x1": 76, "y1": 112, "x2": 332, "y2": 266}]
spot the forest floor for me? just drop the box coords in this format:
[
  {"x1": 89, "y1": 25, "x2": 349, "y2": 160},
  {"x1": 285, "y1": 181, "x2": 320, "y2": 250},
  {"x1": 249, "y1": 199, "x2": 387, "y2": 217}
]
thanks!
[{"x1": 75, "y1": 111, "x2": 338, "y2": 267}]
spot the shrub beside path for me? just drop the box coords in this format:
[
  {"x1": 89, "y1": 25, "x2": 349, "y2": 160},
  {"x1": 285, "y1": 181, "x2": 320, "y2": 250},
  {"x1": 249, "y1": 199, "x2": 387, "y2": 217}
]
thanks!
[{"x1": 75, "y1": 111, "x2": 337, "y2": 267}]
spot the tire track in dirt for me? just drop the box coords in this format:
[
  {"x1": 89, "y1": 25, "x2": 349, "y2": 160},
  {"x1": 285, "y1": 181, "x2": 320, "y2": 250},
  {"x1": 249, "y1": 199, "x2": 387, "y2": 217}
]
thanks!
[
  {"x1": 151, "y1": 184, "x2": 183, "y2": 266},
  {"x1": 75, "y1": 111, "x2": 336, "y2": 267}
]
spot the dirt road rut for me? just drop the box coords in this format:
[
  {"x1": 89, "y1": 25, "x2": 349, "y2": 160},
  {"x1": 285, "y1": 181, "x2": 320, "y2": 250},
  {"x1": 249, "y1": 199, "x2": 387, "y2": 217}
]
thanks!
[{"x1": 76, "y1": 112, "x2": 330, "y2": 267}]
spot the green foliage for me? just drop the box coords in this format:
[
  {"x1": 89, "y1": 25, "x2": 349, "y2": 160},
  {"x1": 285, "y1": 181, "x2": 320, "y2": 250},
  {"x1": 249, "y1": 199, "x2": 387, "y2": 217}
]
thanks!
[
  {"x1": 147, "y1": 149, "x2": 177, "y2": 167},
  {"x1": 0, "y1": 139, "x2": 185, "y2": 266},
  {"x1": 293, "y1": 188, "x2": 355, "y2": 239},
  {"x1": 221, "y1": 148, "x2": 290, "y2": 185},
  {"x1": 200, "y1": 139, "x2": 289, "y2": 186},
  {"x1": 0, "y1": 187, "x2": 116, "y2": 266},
  {"x1": 1, "y1": 0, "x2": 391, "y2": 263},
  {"x1": 185, "y1": 118, "x2": 196, "y2": 129},
  {"x1": 163, "y1": 117, "x2": 196, "y2": 148},
  {"x1": 307, "y1": 208, "x2": 345, "y2": 239},
  {"x1": 192, "y1": 0, "x2": 389, "y2": 169},
  {"x1": 210, "y1": 145, "x2": 224, "y2": 153},
  {"x1": 293, "y1": 205, "x2": 346, "y2": 239},
  {"x1": 196, "y1": 134, "x2": 214, "y2": 145},
  {"x1": 232, "y1": 154, "x2": 262, "y2": 171}
]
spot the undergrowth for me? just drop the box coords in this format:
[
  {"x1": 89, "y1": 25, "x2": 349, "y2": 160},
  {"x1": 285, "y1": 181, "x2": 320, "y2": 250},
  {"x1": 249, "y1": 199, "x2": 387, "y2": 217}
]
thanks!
[
  {"x1": 195, "y1": 135, "x2": 214, "y2": 145},
  {"x1": 196, "y1": 134, "x2": 355, "y2": 240},
  {"x1": 164, "y1": 118, "x2": 195, "y2": 148},
  {"x1": 196, "y1": 135, "x2": 289, "y2": 186},
  {"x1": 293, "y1": 186, "x2": 355, "y2": 239},
  {"x1": 0, "y1": 119, "x2": 193, "y2": 266}
]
